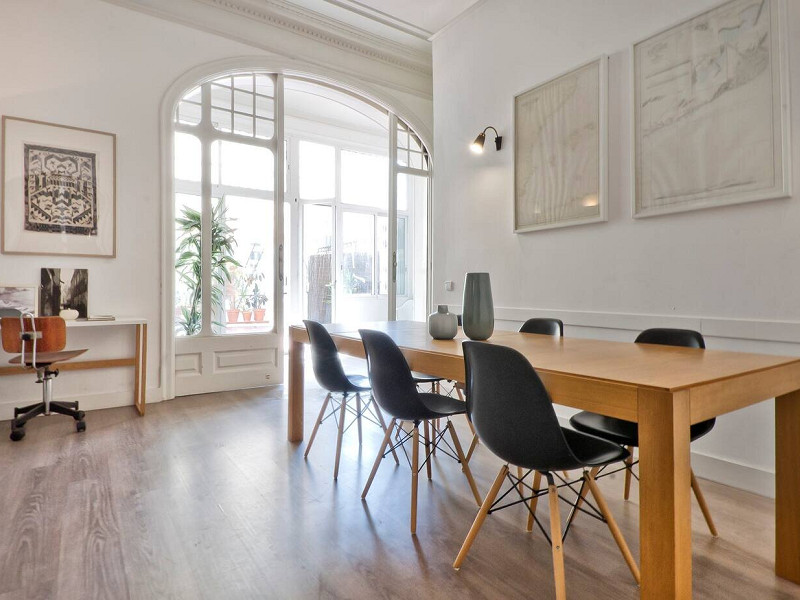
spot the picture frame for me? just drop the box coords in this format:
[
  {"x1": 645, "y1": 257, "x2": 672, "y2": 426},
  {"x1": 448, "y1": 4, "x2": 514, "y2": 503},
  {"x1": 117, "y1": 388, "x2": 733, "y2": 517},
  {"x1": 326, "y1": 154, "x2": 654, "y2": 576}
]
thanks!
[
  {"x1": 514, "y1": 55, "x2": 608, "y2": 233},
  {"x1": 631, "y1": 0, "x2": 791, "y2": 218},
  {"x1": 1, "y1": 116, "x2": 116, "y2": 257},
  {"x1": 0, "y1": 285, "x2": 38, "y2": 317}
]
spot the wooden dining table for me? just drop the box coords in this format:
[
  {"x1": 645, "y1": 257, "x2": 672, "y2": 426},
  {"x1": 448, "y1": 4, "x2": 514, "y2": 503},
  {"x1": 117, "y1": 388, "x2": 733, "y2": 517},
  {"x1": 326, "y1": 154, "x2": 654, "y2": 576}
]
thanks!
[{"x1": 287, "y1": 320, "x2": 800, "y2": 599}]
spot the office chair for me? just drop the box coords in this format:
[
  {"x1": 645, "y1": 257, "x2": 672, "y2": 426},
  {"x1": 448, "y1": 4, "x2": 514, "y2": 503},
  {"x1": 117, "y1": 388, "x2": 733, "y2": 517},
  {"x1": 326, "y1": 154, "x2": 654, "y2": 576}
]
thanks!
[
  {"x1": 569, "y1": 328, "x2": 718, "y2": 536},
  {"x1": 359, "y1": 329, "x2": 482, "y2": 534},
  {"x1": 454, "y1": 342, "x2": 640, "y2": 599},
  {"x1": 2, "y1": 315, "x2": 88, "y2": 441}
]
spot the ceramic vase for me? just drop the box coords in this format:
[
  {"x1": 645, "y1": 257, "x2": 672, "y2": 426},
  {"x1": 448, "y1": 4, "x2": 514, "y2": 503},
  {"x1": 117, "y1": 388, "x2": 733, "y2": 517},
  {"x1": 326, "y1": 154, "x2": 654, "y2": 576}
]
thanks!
[
  {"x1": 428, "y1": 305, "x2": 458, "y2": 340},
  {"x1": 462, "y1": 272, "x2": 494, "y2": 341}
]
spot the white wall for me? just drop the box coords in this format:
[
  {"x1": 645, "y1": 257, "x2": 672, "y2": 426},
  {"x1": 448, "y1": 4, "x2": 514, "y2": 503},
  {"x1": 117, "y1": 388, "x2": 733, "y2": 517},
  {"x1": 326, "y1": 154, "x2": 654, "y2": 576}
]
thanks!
[
  {"x1": 0, "y1": 0, "x2": 432, "y2": 418},
  {"x1": 432, "y1": 0, "x2": 800, "y2": 496}
]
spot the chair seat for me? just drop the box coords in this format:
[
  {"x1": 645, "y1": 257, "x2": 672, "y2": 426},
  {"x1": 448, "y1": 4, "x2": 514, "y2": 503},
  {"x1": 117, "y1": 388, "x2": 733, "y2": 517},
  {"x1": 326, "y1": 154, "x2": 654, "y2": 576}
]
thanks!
[
  {"x1": 415, "y1": 393, "x2": 468, "y2": 420},
  {"x1": 569, "y1": 411, "x2": 716, "y2": 447},
  {"x1": 412, "y1": 371, "x2": 443, "y2": 384},
  {"x1": 10, "y1": 348, "x2": 87, "y2": 367},
  {"x1": 344, "y1": 374, "x2": 371, "y2": 392}
]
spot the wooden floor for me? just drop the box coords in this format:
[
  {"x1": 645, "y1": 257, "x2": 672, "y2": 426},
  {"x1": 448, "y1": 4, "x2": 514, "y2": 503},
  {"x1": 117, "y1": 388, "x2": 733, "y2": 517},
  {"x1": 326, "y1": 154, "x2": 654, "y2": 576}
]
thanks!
[{"x1": 0, "y1": 381, "x2": 798, "y2": 599}]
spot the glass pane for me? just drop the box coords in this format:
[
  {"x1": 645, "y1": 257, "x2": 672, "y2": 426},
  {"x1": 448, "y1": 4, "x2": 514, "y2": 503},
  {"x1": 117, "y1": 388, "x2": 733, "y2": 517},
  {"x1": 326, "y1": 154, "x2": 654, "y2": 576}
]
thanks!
[
  {"x1": 213, "y1": 196, "x2": 274, "y2": 334},
  {"x1": 341, "y1": 150, "x2": 388, "y2": 208},
  {"x1": 211, "y1": 84, "x2": 231, "y2": 109},
  {"x1": 255, "y1": 95, "x2": 274, "y2": 119},
  {"x1": 211, "y1": 141, "x2": 273, "y2": 190},
  {"x1": 299, "y1": 141, "x2": 335, "y2": 200},
  {"x1": 255, "y1": 118, "x2": 274, "y2": 140},
  {"x1": 174, "y1": 133, "x2": 201, "y2": 182},
  {"x1": 212, "y1": 76, "x2": 231, "y2": 88},
  {"x1": 233, "y1": 113, "x2": 254, "y2": 137},
  {"x1": 395, "y1": 174, "x2": 427, "y2": 321},
  {"x1": 303, "y1": 204, "x2": 333, "y2": 323},
  {"x1": 255, "y1": 75, "x2": 274, "y2": 97},
  {"x1": 177, "y1": 101, "x2": 201, "y2": 126},
  {"x1": 175, "y1": 193, "x2": 202, "y2": 336},
  {"x1": 233, "y1": 74, "x2": 254, "y2": 92},
  {"x1": 211, "y1": 108, "x2": 232, "y2": 133},
  {"x1": 182, "y1": 86, "x2": 201, "y2": 103},
  {"x1": 409, "y1": 151, "x2": 422, "y2": 170},
  {"x1": 234, "y1": 90, "x2": 253, "y2": 115},
  {"x1": 342, "y1": 212, "x2": 374, "y2": 295}
]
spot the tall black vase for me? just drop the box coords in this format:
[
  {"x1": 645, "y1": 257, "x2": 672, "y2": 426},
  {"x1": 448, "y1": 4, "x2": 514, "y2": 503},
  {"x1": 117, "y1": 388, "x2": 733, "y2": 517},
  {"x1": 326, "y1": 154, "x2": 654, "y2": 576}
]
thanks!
[{"x1": 462, "y1": 272, "x2": 494, "y2": 341}]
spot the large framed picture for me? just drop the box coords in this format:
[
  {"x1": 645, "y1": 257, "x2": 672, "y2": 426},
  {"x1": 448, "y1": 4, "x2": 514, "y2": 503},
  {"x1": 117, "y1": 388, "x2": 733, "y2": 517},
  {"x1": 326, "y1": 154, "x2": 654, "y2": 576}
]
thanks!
[
  {"x1": 514, "y1": 56, "x2": 608, "y2": 233},
  {"x1": 1, "y1": 116, "x2": 116, "y2": 257},
  {"x1": 632, "y1": 0, "x2": 791, "y2": 218}
]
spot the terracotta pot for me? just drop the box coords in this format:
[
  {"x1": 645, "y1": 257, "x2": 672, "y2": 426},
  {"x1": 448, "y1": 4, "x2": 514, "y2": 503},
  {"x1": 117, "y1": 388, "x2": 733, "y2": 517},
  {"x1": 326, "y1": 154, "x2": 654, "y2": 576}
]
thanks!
[
  {"x1": 242, "y1": 310, "x2": 253, "y2": 322},
  {"x1": 226, "y1": 309, "x2": 240, "y2": 323},
  {"x1": 253, "y1": 308, "x2": 266, "y2": 322}
]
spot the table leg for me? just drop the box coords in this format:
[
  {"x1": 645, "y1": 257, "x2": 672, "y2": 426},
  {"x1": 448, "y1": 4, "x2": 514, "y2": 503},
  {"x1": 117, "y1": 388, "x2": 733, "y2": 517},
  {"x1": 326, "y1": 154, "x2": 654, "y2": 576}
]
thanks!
[
  {"x1": 288, "y1": 339, "x2": 304, "y2": 442},
  {"x1": 776, "y1": 389, "x2": 800, "y2": 582},
  {"x1": 134, "y1": 324, "x2": 147, "y2": 416},
  {"x1": 638, "y1": 388, "x2": 692, "y2": 599}
]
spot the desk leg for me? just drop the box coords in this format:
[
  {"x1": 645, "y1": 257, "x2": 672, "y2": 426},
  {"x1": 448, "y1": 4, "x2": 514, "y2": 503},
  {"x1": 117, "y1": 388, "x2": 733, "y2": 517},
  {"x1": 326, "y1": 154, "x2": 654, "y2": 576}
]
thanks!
[
  {"x1": 776, "y1": 389, "x2": 800, "y2": 582},
  {"x1": 288, "y1": 339, "x2": 304, "y2": 442},
  {"x1": 134, "y1": 324, "x2": 147, "y2": 416},
  {"x1": 638, "y1": 388, "x2": 692, "y2": 599}
]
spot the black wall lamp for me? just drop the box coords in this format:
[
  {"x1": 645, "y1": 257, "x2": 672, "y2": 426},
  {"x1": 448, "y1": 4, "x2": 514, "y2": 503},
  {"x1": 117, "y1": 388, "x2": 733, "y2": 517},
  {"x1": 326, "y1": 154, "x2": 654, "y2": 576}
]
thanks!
[{"x1": 470, "y1": 126, "x2": 502, "y2": 154}]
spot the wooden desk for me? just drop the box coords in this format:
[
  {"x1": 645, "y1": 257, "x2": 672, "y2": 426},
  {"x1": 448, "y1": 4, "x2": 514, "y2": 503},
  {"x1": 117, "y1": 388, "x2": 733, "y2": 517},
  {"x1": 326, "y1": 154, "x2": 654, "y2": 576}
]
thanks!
[
  {"x1": 288, "y1": 321, "x2": 800, "y2": 599},
  {"x1": 0, "y1": 318, "x2": 148, "y2": 416}
]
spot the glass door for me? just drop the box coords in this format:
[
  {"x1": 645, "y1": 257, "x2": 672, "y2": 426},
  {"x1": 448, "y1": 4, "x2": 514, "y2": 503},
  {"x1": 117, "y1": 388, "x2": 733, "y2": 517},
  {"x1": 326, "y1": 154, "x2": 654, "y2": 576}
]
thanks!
[{"x1": 173, "y1": 73, "x2": 284, "y2": 395}]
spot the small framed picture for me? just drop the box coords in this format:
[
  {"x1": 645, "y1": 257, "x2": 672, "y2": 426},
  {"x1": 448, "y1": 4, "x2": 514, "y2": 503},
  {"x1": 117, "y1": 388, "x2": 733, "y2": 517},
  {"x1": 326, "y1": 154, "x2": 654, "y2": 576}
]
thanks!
[
  {"x1": 1, "y1": 116, "x2": 116, "y2": 257},
  {"x1": 0, "y1": 285, "x2": 38, "y2": 317}
]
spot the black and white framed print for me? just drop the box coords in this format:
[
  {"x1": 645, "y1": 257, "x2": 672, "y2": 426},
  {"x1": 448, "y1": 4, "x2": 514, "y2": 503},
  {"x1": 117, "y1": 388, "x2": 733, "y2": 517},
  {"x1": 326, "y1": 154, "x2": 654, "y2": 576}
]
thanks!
[{"x1": 2, "y1": 116, "x2": 116, "y2": 257}]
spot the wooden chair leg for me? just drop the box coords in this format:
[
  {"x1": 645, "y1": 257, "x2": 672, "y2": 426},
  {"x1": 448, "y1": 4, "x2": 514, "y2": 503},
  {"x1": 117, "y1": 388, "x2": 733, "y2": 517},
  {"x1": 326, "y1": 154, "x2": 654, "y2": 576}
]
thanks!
[
  {"x1": 564, "y1": 466, "x2": 598, "y2": 529},
  {"x1": 411, "y1": 425, "x2": 420, "y2": 535},
  {"x1": 362, "y1": 418, "x2": 396, "y2": 498},
  {"x1": 465, "y1": 418, "x2": 480, "y2": 463},
  {"x1": 370, "y1": 401, "x2": 399, "y2": 465},
  {"x1": 446, "y1": 420, "x2": 482, "y2": 506},
  {"x1": 517, "y1": 466, "x2": 525, "y2": 498},
  {"x1": 304, "y1": 393, "x2": 331, "y2": 459},
  {"x1": 526, "y1": 470, "x2": 542, "y2": 532},
  {"x1": 333, "y1": 394, "x2": 348, "y2": 480},
  {"x1": 586, "y1": 471, "x2": 641, "y2": 584},
  {"x1": 453, "y1": 465, "x2": 508, "y2": 569},
  {"x1": 424, "y1": 420, "x2": 433, "y2": 480},
  {"x1": 691, "y1": 469, "x2": 719, "y2": 537},
  {"x1": 548, "y1": 478, "x2": 567, "y2": 600},
  {"x1": 431, "y1": 419, "x2": 438, "y2": 456},
  {"x1": 355, "y1": 393, "x2": 363, "y2": 446},
  {"x1": 624, "y1": 446, "x2": 634, "y2": 500}
]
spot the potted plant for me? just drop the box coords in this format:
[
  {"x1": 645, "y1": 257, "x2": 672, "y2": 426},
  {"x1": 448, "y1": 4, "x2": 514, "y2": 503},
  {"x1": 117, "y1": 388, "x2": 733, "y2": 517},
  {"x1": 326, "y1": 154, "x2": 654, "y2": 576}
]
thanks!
[
  {"x1": 225, "y1": 296, "x2": 240, "y2": 324},
  {"x1": 250, "y1": 283, "x2": 268, "y2": 322}
]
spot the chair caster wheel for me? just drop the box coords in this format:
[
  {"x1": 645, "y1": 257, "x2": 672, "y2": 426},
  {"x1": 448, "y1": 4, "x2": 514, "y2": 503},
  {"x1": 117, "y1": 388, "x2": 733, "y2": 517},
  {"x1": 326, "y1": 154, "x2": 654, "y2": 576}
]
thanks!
[
  {"x1": 74, "y1": 411, "x2": 86, "y2": 421},
  {"x1": 76, "y1": 421, "x2": 86, "y2": 433},
  {"x1": 10, "y1": 429, "x2": 25, "y2": 441}
]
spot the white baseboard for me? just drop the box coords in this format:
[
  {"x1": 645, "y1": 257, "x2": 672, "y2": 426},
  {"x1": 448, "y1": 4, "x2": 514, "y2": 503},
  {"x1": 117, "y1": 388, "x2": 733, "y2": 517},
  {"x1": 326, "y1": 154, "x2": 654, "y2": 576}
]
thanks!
[{"x1": 0, "y1": 388, "x2": 162, "y2": 422}]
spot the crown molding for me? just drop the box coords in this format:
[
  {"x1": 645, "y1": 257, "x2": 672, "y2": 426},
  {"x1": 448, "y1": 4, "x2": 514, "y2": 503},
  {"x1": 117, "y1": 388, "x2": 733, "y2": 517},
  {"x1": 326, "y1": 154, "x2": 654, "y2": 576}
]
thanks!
[{"x1": 321, "y1": 0, "x2": 433, "y2": 40}]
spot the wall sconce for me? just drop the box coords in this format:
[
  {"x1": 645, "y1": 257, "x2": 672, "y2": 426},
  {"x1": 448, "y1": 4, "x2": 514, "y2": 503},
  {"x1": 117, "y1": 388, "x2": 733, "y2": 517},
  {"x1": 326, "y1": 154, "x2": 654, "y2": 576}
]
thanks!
[{"x1": 470, "y1": 126, "x2": 502, "y2": 154}]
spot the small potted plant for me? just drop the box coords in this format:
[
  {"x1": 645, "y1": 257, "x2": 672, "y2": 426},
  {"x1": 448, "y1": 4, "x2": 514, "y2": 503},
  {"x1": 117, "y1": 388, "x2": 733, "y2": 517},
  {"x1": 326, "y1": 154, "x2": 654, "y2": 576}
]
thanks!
[
  {"x1": 251, "y1": 283, "x2": 268, "y2": 322},
  {"x1": 226, "y1": 296, "x2": 240, "y2": 324}
]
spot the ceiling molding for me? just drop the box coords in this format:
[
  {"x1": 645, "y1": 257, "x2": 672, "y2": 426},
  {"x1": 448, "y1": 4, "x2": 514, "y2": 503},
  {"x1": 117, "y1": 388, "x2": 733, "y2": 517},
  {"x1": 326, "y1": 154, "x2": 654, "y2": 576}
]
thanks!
[
  {"x1": 200, "y1": 0, "x2": 431, "y2": 72},
  {"x1": 321, "y1": 0, "x2": 433, "y2": 40}
]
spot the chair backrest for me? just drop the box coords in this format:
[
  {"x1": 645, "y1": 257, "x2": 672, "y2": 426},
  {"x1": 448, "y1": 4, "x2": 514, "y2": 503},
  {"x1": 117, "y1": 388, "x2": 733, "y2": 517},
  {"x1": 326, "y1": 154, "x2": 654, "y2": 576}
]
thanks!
[
  {"x1": 303, "y1": 320, "x2": 353, "y2": 393},
  {"x1": 463, "y1": 341, "x2": 577, "y2": 470},
  {"x1": 635, "y1": 328, "x2": 705, "y2": 349},
  {"x1": 1, "y1": 317, "x2": 67, "y2": 354},
  {"x1": 519, "y1": 318, "x2": 563, "y2": 337},
  {"x1": 359, "y1": 329, "x2": 431, "y2": 420}
]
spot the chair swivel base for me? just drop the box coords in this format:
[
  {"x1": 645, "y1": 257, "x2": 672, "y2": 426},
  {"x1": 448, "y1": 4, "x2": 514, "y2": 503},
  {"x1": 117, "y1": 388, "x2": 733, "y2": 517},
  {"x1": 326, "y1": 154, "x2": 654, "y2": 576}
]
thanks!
[{"x1": 11, "y1": 400, "x2": 86, "y2": 441}]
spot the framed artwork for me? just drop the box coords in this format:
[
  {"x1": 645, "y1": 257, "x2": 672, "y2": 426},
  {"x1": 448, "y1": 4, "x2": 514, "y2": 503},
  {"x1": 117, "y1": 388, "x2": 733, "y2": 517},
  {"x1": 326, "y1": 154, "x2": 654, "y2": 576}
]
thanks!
[
  {"x1": 632, "y1": 0, "x2": 791, "y2": 218},
  {"x1": 514, "y1": 56, "x2": 608, "y2": 232},
  {"x1": 1, "y1": 116, "x2": 116, "y2": 256},
  {"x1": 40, "y1": 268, "x2": 89, "y2": 319},
  {"x1": 0, "y1": 285, "x2": 38, "y2": 317}
]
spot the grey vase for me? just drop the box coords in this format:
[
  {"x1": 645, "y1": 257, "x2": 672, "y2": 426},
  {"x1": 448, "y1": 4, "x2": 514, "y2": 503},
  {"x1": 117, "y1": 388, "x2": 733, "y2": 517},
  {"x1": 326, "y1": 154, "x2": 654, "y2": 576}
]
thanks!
[
  {"x1": 462, "y1": 272, "x2": 494, "y2": 341},
  {"x1": 428, "y1": 305, "x2": 458, "y2": 340}
]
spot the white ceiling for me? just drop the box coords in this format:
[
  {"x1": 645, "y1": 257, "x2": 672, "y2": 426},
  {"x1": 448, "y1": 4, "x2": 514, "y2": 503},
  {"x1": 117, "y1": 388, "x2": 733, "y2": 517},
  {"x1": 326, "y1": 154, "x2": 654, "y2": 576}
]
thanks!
[{"x1": 324, "y1": 0, "x2": 482, "y2": 37}]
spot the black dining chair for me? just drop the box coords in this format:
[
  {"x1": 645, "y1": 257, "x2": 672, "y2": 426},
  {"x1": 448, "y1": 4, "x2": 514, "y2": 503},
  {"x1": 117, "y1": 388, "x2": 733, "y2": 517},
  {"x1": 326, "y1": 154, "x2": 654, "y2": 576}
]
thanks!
[
  {"x1": 303, "y1": 320, "x2": 398, "y2": 479},
  {"x1": 359, "y1": 329, "x2": 482, "y2": 534},
  {"x1": 453, "y1": 342, "x2": 640, "y2": 597},
  {"x1": 569, "y1": 328, "x2": 718, "y2": 536}
]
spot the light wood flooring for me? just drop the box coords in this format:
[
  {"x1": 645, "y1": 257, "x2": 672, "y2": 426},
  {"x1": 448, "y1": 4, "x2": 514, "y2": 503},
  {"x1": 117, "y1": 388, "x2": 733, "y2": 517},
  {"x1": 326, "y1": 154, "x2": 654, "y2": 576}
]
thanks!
[{"x1": 0, "y1": 379, "x2": 797, "y2": 599}]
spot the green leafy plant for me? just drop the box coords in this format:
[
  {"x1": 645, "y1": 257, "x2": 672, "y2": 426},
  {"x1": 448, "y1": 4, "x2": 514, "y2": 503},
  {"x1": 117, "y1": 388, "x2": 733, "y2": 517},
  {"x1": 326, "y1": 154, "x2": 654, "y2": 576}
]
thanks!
[
  {"x1": 249, "y1": 282, "x2": 269, "y2": 310},
  {"x1": 175, "y1": 202, "x2": 241, "y2": 335}
]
